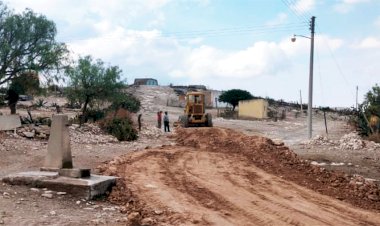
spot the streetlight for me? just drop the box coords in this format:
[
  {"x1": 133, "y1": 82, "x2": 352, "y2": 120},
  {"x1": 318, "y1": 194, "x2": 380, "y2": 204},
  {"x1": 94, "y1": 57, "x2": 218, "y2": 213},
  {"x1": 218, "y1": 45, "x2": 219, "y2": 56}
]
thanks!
[{"x1": 291, "y1": 16, "x2": 315, "y2": 139}]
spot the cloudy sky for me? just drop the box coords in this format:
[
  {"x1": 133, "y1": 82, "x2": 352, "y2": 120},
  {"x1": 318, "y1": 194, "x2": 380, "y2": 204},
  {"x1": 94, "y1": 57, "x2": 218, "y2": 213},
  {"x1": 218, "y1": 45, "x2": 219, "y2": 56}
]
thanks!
[{"x1": 6, "y1": 0, "x2": 380, "y2": 107}]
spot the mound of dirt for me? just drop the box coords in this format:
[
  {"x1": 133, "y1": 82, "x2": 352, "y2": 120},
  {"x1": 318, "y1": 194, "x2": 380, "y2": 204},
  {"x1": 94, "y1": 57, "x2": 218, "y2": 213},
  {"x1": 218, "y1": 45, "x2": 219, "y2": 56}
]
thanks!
[
  {"x1": 98, "y1": 127, "x2": 380, "y2": 225},
  {"x1": 174, "y1": 128, "x2": 380, "y2": 206}
]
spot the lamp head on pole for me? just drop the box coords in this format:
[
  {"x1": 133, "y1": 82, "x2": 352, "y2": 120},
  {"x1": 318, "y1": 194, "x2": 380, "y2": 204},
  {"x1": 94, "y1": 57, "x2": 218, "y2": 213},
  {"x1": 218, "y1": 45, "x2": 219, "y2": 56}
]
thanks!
[{"x1": 291, "y1": 35, "x2": 296, "y2": 42}]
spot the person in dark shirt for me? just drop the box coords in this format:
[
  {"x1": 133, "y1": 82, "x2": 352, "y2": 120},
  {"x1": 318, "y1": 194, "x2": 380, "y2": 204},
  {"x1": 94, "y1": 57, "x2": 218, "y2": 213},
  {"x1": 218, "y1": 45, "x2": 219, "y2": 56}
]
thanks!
[{"x1": 163, "y1": 111, "x2": 170, "y2": 132}]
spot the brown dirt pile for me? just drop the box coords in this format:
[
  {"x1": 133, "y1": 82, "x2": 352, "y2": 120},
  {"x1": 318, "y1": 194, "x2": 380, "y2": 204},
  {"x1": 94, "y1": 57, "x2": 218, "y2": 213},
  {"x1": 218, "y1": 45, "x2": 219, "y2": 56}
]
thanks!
[
  {"x1": 174, "y1": 127, "x2": 380, "y2": 209},
  {"x1": 98, "y1": 127, "x2": 380, "y2": 225}
]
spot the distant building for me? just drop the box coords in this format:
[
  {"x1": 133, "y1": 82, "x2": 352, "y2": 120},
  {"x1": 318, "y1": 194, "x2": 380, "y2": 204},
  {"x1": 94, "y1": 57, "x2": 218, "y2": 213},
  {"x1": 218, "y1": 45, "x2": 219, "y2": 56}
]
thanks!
[
  {"x1": 133, "y1": 78, "x2": 158, "y2": 86},
  {"x1": 238, "y1": 99, "x2": 268, "y2": 119},
  {"x1": 211, "y1": 90, "x2": 228, "y2": 108}
]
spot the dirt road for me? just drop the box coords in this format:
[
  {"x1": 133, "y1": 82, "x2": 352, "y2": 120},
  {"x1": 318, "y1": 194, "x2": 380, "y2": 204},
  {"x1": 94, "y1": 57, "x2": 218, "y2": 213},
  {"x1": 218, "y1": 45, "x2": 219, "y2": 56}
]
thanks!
[{"x1": 100, "y1": 127, "x2": 380, "y2": 225}]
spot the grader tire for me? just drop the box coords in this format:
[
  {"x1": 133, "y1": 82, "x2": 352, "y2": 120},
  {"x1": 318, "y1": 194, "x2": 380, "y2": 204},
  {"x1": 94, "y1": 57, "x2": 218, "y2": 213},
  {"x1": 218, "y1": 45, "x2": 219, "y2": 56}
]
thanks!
[
  {"x1": 179, "y1": 115, "x2": 189, "y2": 128},
  {"x1": 206, "y1": 113, "x2": 213, "y2": 127}
]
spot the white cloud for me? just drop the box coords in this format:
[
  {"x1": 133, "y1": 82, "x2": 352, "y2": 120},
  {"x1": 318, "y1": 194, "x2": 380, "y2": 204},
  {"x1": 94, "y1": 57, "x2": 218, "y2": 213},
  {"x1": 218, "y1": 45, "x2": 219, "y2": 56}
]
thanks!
[
  {"x1": 341, "y1": 0, "x2": 370, "y2": 3},
  {"x1": 290, "y1": 0, "x2": 316, "y2": 12},
  {"x1": 374, "y1": 16, "x2": 380, "y2": 28},
  {"x1": 353, "y1": 37, "x2": 380, "y2": 49},
  {"x1": 266, "y1": 13, "x2": 288, "y2": 26},
  {"x1": 170, "y1": 41, "x2": 292, "y2": 80},
  {"x1": 190, "y1": 0, "x2": 211, "y2": 7},
  {"x1": 4, "y1": 0, "x2": 378, "y2": 107},
  {"x1": 334, "y1": 0, "x2": 370, "y2": 13},
  {"x1": 6, "y1": 0, "x2": 172, "y2": 34}
]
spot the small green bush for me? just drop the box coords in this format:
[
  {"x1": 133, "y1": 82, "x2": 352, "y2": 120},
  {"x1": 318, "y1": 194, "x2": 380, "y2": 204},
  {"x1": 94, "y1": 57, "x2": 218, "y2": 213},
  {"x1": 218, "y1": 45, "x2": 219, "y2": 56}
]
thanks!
[
  {"x1": 99, "y1": 109, "x2": 138, "y2": 141},
  {"x1": 85, "y1": 109, "x2": 105, "y2": 122},
  {"x1": 0, "y1": 94, "x2": 5, "y2": 107},
  {"x1": 34, "y1": 98, "x2": 47, "y2": 107},
  {"x1": 110, "y1": 94, "x2": 141, "y2": 113}
]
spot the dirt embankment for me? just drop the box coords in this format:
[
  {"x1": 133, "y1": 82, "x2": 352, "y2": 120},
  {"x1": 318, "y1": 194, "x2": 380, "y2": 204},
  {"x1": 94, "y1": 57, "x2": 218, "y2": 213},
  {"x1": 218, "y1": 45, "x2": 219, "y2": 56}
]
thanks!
[{"x1": 99, "y1": 127, "x2": 380, "y2": 225}]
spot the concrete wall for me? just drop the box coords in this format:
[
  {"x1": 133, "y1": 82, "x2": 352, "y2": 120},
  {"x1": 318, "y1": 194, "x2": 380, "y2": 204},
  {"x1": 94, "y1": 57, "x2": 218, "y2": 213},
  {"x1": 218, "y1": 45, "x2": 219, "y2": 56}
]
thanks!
[
  {"x1": 203, "y1": 90, "x2": 213, "y2": 107},
  {"x1": 210, "y1": 90, "x2": 229, "y2": 108},
  {"x1": 238, "y1": 99, "x2": 268, "y2": 119}
]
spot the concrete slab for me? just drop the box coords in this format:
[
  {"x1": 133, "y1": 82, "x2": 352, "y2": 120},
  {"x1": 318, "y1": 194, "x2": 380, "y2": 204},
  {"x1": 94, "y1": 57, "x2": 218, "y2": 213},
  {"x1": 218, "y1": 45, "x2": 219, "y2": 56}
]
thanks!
[
  {"x1": 58, "y1": 168, "x2": 91, "y2": 178},
  {"x1": 0, "y1": 115, "x2": 21, "y2": 131},
  {"x1": 2, "y1": 171, "x2": 117, "y2": 200}
]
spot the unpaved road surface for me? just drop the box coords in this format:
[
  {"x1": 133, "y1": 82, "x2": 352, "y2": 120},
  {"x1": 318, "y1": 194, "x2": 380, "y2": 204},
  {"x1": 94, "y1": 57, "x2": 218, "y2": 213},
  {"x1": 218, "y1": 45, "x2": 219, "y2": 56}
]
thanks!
[{"x1": 100, "y1": 127, "x2": 380, "y2": 225}]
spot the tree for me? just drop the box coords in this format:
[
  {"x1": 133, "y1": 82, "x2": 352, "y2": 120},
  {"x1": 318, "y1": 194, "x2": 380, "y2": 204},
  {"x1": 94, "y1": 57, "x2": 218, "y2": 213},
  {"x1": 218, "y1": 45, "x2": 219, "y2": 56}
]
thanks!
[
  {"x1": 65, "y1": 55, "x2": 125, "y2": 125},
  {"x1": 0, "y1": 2, "x2": 68, "y2": 86},
  {"x1": 354, "y1": 84, "x2": 380, "y2": 136},
  {"x1": 9, "y1": 71, "x2": 40, "y2": 96},
  {"x1": 363, "y1": 84, "x2": 380, "y2": 118},
  {"x1": 219, "y1": 89, "x2": 254, "y2": 111},
  {"x1": 110, "y1": 93, "x2": 141, "y2": 113}
]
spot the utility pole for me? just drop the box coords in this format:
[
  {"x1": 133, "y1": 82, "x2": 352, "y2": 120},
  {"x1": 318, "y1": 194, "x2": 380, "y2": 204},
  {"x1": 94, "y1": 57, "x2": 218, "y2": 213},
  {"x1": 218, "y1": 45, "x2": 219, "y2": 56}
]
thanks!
[
  {"x1": 291, "y1": 16, "x2": 316, "y2": 139},
  {"x1": 299, "y1": 90, "x2": 303, "y2": 112},
  {"x1": 307, "y1": 16, "x2": 316, "y2": 139},
  {"x1": 356, "y1": 86, "x2": 358, "y2": 110}
]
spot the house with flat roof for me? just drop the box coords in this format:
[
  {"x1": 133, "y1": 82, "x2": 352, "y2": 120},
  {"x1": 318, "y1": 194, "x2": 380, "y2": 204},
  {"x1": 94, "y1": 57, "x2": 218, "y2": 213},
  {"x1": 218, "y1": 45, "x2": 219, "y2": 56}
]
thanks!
[{"x1": 133, "y1": 78, "x2": 158, "y2": 86}]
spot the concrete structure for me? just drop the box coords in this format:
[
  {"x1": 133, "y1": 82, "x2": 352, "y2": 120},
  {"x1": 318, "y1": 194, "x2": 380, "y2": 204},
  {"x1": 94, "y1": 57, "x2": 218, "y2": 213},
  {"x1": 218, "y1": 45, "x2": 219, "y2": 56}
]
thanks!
[
  {"x1": 211, "y1": 90, "x2": 229, "y2": 108},
  {"x1": 2, "y1": 171, "x2": 116, "y2": 200},
  {"x1": 0, "y1": 115, "x2": 21, "y2": 131},
  {"x1": 238, "y1": 99, "x2": 268, "y2": 119},
  {"x1": 44, "y1": 114, "x2": 73, "y2": 169},
  {"x1": 134, "y1": 78, "x2": 158, "y2": 86},
  {"x1": 2, "y1": 114, "x2": 117, "y2": 199}
]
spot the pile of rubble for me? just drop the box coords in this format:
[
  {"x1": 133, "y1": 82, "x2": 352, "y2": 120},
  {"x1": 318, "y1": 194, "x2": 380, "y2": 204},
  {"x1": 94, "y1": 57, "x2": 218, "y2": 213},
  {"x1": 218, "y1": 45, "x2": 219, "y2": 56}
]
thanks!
[
  {"x1": 302, "y1": 132, "x2": 380, "y2": 151},
  {"x1": 69, "y1": 124, "x2": 118, "y2": 144},
  {"x1": 138, "y1": 126, "x2": 164, "y2": 139},
  {"x1": 16, "y1": 125, "x2": 50, "y2": 139},
  {"x1": 303, "y1": 135, "x2": 336, "y2": 146},
  {"x1": 338, "y1": 132, "x2": 365, "y2": 150},
  {"x1": 129, "y1": 86, "x2": 179, "y2": 113},
  {"x1": 12, "y1": 122, "x2": 164, "y2": 144},
  {"x1": 349, "y1": 175, "x2": 380, "y2": 201}
]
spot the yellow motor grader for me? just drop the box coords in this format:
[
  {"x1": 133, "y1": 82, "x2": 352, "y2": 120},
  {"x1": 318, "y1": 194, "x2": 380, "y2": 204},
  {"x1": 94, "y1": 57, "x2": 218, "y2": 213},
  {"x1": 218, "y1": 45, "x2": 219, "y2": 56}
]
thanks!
[{"x1": 178, "y1": 92, "x2": 213, "y2": 127}]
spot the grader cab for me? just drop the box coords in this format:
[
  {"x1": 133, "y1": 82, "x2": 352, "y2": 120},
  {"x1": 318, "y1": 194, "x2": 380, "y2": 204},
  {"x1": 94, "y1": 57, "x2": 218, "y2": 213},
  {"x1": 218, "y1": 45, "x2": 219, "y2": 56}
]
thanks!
[{"x1": 178, "y1": 92, "x2": 212, "y2": 127}]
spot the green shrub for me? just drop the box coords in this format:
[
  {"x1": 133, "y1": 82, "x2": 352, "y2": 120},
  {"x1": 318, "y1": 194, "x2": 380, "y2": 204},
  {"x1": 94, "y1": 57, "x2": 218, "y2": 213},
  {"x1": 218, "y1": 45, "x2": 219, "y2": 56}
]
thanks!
[
  {"x1": 85, "y1": 109, "x2": 105, "y2": 122},
  {"x1": 99, "y1": 109, "x2": 138, "y2": 141},
  {"x1": 34, "y1": 98, "x2": 47, "y2": 107},
  {"x1": 110, "y1": 94, "x2": 141, "y2": 113},
  {"x1": 0, "y1": 94, "x2": 5, "y2": 107}
]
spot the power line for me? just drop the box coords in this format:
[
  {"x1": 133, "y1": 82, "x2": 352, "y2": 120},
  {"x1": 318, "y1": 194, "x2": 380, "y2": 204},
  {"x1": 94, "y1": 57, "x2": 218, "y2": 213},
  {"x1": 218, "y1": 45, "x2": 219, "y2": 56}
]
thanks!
[
  {"x1": 286, "y1": 0, "x2": 309, "y2": 22},
  {"x1": 315, "y1": 27, "x2": 356, "y2": 99},
  {"x1": 163, "y1": 25, "x2": 307, "y2": 39},
  {"x1": 281, "y1": 0, "x2": 309, "y2": 23},
  {"x1": 58, "y1": 23, "x2": 307, "y2": 42},
  {"x1": 287, "y1": 0, "x2": 313, "y2": 22},
  {"x1": 162, "y1": 22, "x2": 306, "y2": 36}
]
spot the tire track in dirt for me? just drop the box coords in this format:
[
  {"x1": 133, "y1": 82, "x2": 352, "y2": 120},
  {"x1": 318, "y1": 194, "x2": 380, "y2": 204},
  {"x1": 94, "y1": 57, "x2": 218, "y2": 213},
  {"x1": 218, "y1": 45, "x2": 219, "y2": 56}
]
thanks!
[
  {"x1": 179, "y1": 151, "x2": 339, "y2": 225},
  {"x1": 100, "y1": 128, "x2": 380, "y2": 225},
  {"x1": 163, "y1": 151, "x2": 268, "y2": 226}
]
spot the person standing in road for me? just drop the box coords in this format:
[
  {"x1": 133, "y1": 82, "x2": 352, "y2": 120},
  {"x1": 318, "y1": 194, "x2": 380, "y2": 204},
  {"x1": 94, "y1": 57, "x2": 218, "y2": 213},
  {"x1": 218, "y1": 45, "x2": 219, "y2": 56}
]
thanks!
[{"x1": 163, "y1": 111, "x2": 170, "y2": 132}]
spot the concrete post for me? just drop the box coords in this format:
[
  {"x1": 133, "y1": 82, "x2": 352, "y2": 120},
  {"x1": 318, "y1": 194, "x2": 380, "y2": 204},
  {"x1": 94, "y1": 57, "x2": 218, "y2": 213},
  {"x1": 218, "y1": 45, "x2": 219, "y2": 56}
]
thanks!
[{"x1": 44, "y1": 114, "x2": 73, "y2": 169}]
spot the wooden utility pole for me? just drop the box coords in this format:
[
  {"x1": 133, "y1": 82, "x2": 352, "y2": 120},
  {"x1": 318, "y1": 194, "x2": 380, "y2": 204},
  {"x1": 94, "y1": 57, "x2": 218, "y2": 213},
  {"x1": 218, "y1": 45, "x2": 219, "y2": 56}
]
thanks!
[
  {"x1": 323, "y1": 110, "x2": 328, "y2": 135},
  {"x1": 300, "y1": 89, "x2": 303, "y2": 112}
]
